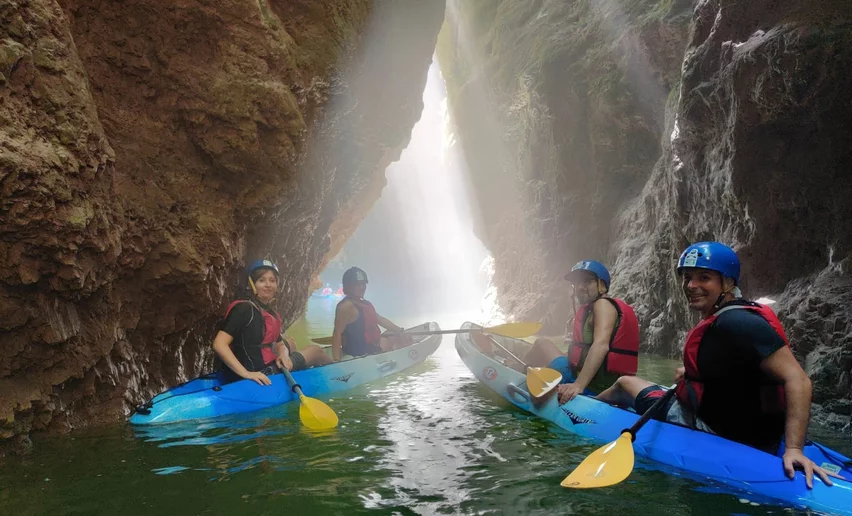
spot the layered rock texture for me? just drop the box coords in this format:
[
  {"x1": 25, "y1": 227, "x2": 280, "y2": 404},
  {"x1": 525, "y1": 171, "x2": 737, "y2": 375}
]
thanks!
[
  {"x1": 0, "y1": 0, "x2": 444, "y2": 452},
  {"x1": 438, "y1": 0, "x2": 694, "y2": 332},
  {"x1": 440, "y1": 0, "x2": 852, "y2": 426}
]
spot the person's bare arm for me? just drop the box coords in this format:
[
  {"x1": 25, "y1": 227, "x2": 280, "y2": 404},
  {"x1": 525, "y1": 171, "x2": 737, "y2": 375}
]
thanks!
[
  {"x1": 376, "y1": 313, "x2": 403, "y2": 333},
  {"x1": 275, "y1": 335, "x2": 292, "y2": 371},
  {"x1": 212, "y1": 331, "x2": 271, "y2": 385},
  {"x1": 573, "y1": 299, "x2": 617, "y2": 390},
  {"x1": 761, "y1": 346, "x2": 842, "y2": 488},
  {"x1": 332, "y1": 301, "x2": 358, "y2": 361},
  {"x1": 558, "y1": 299, "x2": 617, "y2": 403}
]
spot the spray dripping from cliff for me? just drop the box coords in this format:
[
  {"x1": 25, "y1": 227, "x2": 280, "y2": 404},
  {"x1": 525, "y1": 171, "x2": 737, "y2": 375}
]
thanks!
[{"x1": 318, "y1": 59, "x2": 500, "y2": 324}]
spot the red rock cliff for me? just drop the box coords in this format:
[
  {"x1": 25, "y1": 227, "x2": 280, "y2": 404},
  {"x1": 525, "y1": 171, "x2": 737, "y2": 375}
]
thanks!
[{"x1": 0, "y1": 0, "x2": 445, "y2": 452}]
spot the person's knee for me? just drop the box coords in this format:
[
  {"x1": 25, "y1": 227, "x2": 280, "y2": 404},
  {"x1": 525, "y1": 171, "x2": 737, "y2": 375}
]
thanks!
[
  {"x1": 531, "y1": 338, "x2": 561, "y2": 362},
  {"x1": 300, "y1": 346, "x2": 322, "y2": 361},
  {"x1": 616, "y1": 376, "x2": 653, "y2": 398},
  {"x1": 308, "y1": 347, "x2": 333, "y2": 365},
  {"x1": 613, "y1": 376, "x2": 631, "y2": 389},
  {"x1": 533, "y1": 337, "x2": 554, "y2": 349}
]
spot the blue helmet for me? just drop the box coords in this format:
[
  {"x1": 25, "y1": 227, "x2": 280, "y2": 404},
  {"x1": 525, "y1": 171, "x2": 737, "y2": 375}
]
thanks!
[
  {"x1": 565, "y1": 260, "x2": 611, "y2": 290},
  {"x1": 676, "y1": 242, "x2": 740, "y2": 284},
  {"x1": 246, "y1": 259, "x2": 279, "y2": 278},
  {"x1": 342, "y1": 266, "x2": 368, "y2": 286}
]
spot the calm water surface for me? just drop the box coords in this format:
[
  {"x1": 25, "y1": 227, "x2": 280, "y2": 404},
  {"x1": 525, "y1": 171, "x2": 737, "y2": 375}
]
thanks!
[{"x1": 1, "y1": 297, "x2": 849, "y2": 515}]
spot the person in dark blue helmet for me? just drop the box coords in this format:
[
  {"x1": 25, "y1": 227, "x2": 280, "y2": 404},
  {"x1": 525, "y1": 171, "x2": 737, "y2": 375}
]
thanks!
[
  {"x1": 516, "y1": 260, "x2": 641, "y2": 403},
  {"x1": 212, "y1": 259, "x2": 332, "y2": 385},
  {"x1": 331, "y1": 266, "x2": 408, "y2": 361},
  {"x1": 594, "y1": 242, "x2": 841, "y2": 489}
]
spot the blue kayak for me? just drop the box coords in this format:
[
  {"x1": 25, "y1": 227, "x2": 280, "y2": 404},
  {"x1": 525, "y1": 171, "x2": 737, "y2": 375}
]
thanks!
[
  {"x1": 131, "y1": 322, "x2": 441, "y2": 425},
  {"x1": 455, "y1": 322, "x2": 852, "y2": 515}
]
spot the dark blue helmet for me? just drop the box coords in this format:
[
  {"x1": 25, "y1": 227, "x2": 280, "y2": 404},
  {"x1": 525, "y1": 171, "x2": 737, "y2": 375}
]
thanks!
[
  {"x1": 342, "y1": 266, "x2": 368, "y2": 285},
  {"x1": 246, "y1": 259, "x2": 279, "y2": 279}
]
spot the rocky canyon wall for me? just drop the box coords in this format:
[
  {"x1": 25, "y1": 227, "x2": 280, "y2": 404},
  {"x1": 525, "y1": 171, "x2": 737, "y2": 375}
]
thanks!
[
  {"x1": 440, "y1": 0, "x2": 851, "y2": 427},
  {"x1": 438, "y1": 0, "x2": 694, "y2": 332},
  {"x1": 614, "y1": 0, "x2": 852, "y2": 427},
  {"x1": 0, "y1": 0, "x2": 445, "y2": 452}
]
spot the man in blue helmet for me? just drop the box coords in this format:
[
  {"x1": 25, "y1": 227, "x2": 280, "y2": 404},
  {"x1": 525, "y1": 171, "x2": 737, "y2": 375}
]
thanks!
[
  {"x1": 519, "y1": 260, "x2": 641, "y2": 403},
  {"x1": 331, "y1": 266, "x2": 407, "y2": 361},
  {"x1": 595, "y1": 242, "x2": 841, "y2": 488}
]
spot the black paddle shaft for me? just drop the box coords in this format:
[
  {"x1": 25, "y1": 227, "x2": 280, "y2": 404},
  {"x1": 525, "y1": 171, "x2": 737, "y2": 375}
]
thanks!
[
  {"x1": 624, "y1": 384, "x2": 678, "y2": 441},
  {"x1": 486, "y1": 335, "x2": 529, "y2": 369},
  {"x1": 283, "y1": 369, "x2": 304, "y2": 396},
  {"x1": 381, "y1": 328, "x2": 492, "y2": 337}
]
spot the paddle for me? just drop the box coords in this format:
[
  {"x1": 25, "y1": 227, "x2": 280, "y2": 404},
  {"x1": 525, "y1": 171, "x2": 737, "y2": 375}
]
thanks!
[
  {"x1": 310, "y1": 322, "x2": 543, "y2": 345},
  {"x1": 282, "y1": 369, "x2": 339, "y2": 430},
  {"x1": 481, "y1": 334, "x2": 563, "y2": 399},
  {"x1": 561, "y1": 383, "x2": 678, "y2": 489}
]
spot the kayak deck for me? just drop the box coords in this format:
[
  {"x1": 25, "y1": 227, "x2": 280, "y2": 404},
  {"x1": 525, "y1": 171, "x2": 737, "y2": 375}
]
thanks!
[
  {"x1": 455, "y1": 321, "x2": 852, "y2": 515},
  {"x1": 130, "y1": 321, "x2": 441, "y2": 425}
]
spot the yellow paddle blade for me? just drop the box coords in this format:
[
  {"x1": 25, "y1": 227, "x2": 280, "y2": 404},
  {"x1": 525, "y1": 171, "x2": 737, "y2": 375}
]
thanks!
[
  {"x1": 561, "y1": 432, "x2": 635, "y2": 489},
  {"x1": 298, "y1": 394, "x2": 339, "y2": 430},
  {"x1": 311, "y1": 336, "x2": 333, "y2": 345},
  {"x1": 526, "y1": 367, "x2": 563, "y2": 398},
  {"x1": 484, "y1": 322, "x2": 543, "y2": 338}
]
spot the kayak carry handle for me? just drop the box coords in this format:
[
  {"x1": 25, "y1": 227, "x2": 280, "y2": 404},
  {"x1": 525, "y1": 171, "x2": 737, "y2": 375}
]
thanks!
[
  {"x1": 378, "y1": 360, "x2": 397, "y2": 373},
  {"x1": 506, "y1": 383, "x2": 530, "y2": 404}
]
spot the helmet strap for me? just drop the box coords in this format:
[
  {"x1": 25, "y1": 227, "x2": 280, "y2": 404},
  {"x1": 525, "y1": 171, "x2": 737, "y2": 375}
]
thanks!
[
  {"x1": 712, "y1": 281, "x2": 740, "y2": 310},
  {"x1": 248, "y1": 276, "x2": 258, "y2": 295}
]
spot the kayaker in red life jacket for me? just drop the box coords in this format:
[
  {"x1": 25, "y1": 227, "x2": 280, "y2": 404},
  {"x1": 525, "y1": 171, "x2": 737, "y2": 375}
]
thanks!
[
  {"x1": 212, "y1": 259, "x2": 332, "y2": 385},
  {"x1": 332, "y1": 267, "x2": 409, "y2": 361},
  {"x1": 594, "y1": 242, "x2": 843, "y2": 489},
  {"x1": 518, "y1": 260, "x2": 641, "y2": 404}
]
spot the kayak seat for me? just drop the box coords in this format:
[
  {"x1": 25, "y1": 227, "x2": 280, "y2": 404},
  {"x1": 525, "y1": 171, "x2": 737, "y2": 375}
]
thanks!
[
  {"x1": 471, "y1": 332, "x2": 520, "y2": 369},
  {"x1": 471, "y1": 332, "x2": 495, "y2": 355}
]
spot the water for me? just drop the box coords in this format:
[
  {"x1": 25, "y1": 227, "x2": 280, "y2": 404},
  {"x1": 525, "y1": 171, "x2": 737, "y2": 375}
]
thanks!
[{"x1": 1, "y1": 298, "x2": 847, "y2": 516}]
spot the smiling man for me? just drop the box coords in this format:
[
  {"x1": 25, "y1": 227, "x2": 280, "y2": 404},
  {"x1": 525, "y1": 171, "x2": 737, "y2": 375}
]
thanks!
[{"x1": 594, "y1": 241, "x2": 841, "y2": 489}]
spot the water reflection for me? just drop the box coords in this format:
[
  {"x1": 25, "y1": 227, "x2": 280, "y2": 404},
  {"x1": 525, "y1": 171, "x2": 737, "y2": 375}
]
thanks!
[
  {"x1": 365, "y1": 340, "x2": 485, "y2": 511},
  {"x1": 1, "y1": 327, "x2": 839, "y2": 515}
]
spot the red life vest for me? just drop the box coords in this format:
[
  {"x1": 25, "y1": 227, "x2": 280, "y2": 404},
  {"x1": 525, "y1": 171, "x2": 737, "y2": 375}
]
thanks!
[
  {"x1": 350, "y1": 297, "x2": 382, "y2": 345},
  {"x1": 568, "y1": 297, "x2": 640, "y2": 376},
  {"x1": 340, "y1": 297, "x2": 383, "y2": 356},
  {"x1": 225, "y1": 300, "x2": 282, "y2": 364},
  {"x1": 675, "y1": 302, "x2": 789, "y2": 414}
]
